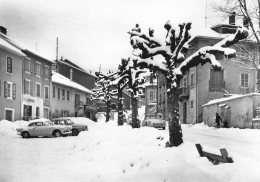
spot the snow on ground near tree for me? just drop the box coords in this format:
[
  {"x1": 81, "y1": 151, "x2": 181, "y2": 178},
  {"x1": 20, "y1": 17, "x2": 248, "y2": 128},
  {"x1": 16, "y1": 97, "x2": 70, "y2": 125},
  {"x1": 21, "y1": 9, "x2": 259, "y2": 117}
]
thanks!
[{"x1": 0, "y1": 115, "x2": 260, "y2": 181}]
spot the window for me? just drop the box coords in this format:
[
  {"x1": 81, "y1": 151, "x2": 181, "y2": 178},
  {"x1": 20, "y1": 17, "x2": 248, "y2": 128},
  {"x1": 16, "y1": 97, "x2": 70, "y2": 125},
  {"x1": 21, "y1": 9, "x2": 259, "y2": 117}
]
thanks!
[
  {"x1": 24, "y1": 59, "x2": 30, "y2": 73},
  {"x1": 191, "y1": 100, "x2": 193, "y2": 108},
  {"x1": 58, "y1": 88, "x2": 60, "y2": 99},
  {"x1": 53, "y1": 86, "x2": 55, "y2": 98},
  {"x1": 67, "y1": 90, "x2": 70, "y2": 100},
  {"x1": 209, "y1": 69, "x2": 224, "y2": 92},
  {"x1": 44, "y1": 108, "x2": 49, "y2": 119},
  {"x1": 36, "y1": 107, "x2": 40, "y2": 118},
  {"x1": 62, "y1": 89, "x2": 65, "y2": 100},
  {"x1": 190, "y1": 73, "x2": 194, "y2": 87},
  {"x1": 5, "y1": 108, "x2": 14, "y2": 121},
  {"x1": 6, "y1": 57, "x2": 12, "y2": 73},
  {"x1": 86, "y1": 97, "x2": 93, "y2": 105},
  {"x1": 44, "y1": 86, "x2": 49, "y2": 100},
  {"x1": 4, "y1": 81, "x2": 16, "y2": 99},
  {"x1": 150, "y1": 91, "x2": 153, "y2": 100},
  {"x1": 241, "y1": 73, "x2": 249, "y2": 87},
  {"x1": 36, "y1": 62, "x2": 41, "y2": 76},
  {"x1": 24, "y1": 79, "x2": 31, "y2": 95},
  {"x1": 44, "y1": 65, "x2": 49, "y2": 79},
  {"x1": 75, "y1": 94, "x2": 80, "y2": 108},
  {"x1": 36, "y1": 83, "x2": 41, "y2": 97},
  {"x1": 183, "y1": 77, "x2": 187, "y2": 87}
]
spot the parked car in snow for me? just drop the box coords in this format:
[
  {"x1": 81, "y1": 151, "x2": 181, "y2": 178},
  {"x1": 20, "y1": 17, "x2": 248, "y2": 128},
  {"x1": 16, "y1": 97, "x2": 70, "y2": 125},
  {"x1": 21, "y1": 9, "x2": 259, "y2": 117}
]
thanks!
[
  {"x1": 51, "y1": 118, "x2": 88, "y2": 136},
  {"x1": 141, "y1": 113, "x2": 166, "y2": 130},
  {"x1": 16, "y1": 119, "x2": 72, "y2": 138}
]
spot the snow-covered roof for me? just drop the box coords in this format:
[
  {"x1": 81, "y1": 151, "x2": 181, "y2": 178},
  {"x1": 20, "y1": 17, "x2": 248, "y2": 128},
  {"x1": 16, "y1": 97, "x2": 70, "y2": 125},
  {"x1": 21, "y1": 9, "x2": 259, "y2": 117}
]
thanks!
[
  {"x1": 202, "y1": 93, "x2": 260, "y2": 107},
  {"x1": 0, "y1": 34, "x2": 25, "y2": 57},
  {"x1": 0, "y1": 32, "x2": 53, "y2": 63},
  {"x1": 52, "y1": 72, "x2": 93, "y2": 95},
  {"x1": 190, "y1": 27, "x2": 228, "y2": 42}
]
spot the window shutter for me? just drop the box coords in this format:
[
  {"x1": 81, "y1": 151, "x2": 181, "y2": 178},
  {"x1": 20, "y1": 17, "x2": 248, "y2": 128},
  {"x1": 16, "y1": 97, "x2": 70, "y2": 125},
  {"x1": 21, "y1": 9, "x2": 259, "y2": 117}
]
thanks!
[
  {"x1": 34, "y1": 61, "x2": 37, "y2": 74},
  {"x1": 4, "y1": 81, "x2": 8, "y2": 98},
  {"x1": 30, "y1": 81, "x2": 33, "y2": 96},
  {"x1": 12, "y1": 83, "x2": 16, "y2": 99},
  {"x1": 41, "y1": 64, "x2": 44, "y2": 77}
]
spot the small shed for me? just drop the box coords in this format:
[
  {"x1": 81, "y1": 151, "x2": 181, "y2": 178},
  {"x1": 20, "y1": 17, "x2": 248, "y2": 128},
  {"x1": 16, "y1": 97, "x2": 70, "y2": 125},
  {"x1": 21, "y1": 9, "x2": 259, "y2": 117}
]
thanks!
[{"x1": 202, "y1": 93, "x2": 260, "y2": 128}]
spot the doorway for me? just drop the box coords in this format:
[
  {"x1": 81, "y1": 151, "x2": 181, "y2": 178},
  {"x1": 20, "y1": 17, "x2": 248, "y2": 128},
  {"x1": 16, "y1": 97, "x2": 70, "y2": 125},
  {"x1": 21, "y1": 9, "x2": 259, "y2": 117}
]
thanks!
[
  {"x1": 23, "y1": 105, "x2": 32, "y2": 121},
  {"x1": 183, "y1": 102, "x2": 187, "y2": 124}
]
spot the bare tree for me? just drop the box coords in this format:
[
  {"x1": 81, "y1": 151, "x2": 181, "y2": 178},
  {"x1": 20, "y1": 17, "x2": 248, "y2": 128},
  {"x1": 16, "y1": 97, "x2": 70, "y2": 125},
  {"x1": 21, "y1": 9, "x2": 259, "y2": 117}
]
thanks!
[{"x1": 128, "y1": 22, "x2": 248, "y2": 147}]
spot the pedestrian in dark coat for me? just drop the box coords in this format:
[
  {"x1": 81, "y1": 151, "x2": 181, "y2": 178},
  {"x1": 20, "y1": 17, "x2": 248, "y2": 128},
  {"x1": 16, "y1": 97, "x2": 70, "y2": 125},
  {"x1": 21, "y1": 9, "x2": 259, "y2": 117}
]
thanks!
[{"x1": 215, "y1": 113, "x2": 222, "y2": 128}]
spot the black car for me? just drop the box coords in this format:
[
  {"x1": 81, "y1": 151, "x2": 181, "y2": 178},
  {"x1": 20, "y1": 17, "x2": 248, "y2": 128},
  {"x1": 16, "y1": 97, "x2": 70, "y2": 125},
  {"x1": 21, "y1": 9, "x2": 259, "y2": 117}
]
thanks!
[{"x1": 51, "y1": 118, "x2": 88, "y2": 136}]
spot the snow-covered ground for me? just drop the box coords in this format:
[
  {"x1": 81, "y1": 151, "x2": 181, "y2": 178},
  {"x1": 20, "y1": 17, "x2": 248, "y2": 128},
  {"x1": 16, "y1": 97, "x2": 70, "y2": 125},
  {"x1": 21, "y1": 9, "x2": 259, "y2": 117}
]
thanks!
[{"x1": 0, "y1": 109, "x2": 260, "y2": 182}]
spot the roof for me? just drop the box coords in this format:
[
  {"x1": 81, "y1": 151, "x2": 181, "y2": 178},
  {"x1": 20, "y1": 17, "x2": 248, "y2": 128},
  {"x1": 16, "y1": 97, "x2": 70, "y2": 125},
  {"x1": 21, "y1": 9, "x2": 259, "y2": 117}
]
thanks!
[
  {"x1": 0, "y1": 35, "x2": 26, "y2": 57},
  {"x1": 202, "y1": 93, "x2": 260, "y2": 107},
  {"x1": 0, "y1": 32, "x2": 53, "y2": 64},
  {"x1": 52, "y1": 72, "x2": 93, "y2": 95},
  {"x1": 57, "y1": 59, "x2": 97, "y2": 78}
]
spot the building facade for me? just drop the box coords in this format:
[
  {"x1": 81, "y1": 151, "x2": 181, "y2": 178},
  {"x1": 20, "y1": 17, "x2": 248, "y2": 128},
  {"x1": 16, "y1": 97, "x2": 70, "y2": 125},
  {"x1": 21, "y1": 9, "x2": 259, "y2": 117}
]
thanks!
[
  {"x1": 203, "y1": 93, "x2": 260, "y2": 128},
  {"x1": 178, "y1": 27, "x2": 258, "y2": 124},
  {"x1": 21, "y1": 50, "x2": 53, "y2": 120},
  {"x1": 0, "y1": 32, "x2": 25, "y2": 121},
  {"x1": 55, "y1": 58, "x2": 97, "y2": 119},
  {"x1": 51, "y1": 73, "x2": 94, "y2": 119}
]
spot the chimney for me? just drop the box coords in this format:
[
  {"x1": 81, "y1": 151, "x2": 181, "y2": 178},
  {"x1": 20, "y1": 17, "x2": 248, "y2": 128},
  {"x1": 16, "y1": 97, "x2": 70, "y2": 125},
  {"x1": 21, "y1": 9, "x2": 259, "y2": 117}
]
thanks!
[
  {"x1": 0, "y1": 26, "x2": 7, "y2": 35},
  {"x1": 229, "y1": 12, "x2": 236, "y2": 25}
]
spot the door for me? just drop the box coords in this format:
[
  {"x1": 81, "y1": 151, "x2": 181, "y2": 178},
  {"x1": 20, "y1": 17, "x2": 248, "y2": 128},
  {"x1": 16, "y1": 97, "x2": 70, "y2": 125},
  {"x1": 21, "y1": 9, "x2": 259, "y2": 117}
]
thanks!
[
  {"x1": 5, "y1": 109, "x2": 13, "y2": 122},
  {"x1": 24, "y1": 105, "x2": 32, "y2": 120},
  {"x1": 183, "y1": 102, "x2": 187, "y2": 124}
]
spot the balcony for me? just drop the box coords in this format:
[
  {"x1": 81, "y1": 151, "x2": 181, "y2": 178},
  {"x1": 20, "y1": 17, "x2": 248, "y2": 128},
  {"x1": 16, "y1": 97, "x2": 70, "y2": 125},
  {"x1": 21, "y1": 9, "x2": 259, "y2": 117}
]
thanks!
[{"x1": 179, "y1": 87, "x2": 189, "y2": 99}]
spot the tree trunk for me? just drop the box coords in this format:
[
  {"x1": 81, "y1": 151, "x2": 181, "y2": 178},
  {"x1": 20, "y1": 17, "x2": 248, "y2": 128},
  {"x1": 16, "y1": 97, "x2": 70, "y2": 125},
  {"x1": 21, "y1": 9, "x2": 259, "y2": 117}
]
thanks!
[
  {"x1": 106, "y1": 100, "x2": 111, "y2": 122},
  {"x1": 131, "y1": 96, "x2": 139, "y2": 128},
  {"x1": 167, "y1": 88, "x2": 183, "y2": 147},
  {"x1": 117, "y1": 89, "x2": 124, "y2": 125}
]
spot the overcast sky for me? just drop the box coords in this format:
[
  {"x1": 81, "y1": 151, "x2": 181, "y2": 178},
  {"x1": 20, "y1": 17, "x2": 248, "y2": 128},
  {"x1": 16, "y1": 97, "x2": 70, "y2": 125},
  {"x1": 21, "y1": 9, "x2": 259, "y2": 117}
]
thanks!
[{"x1": 0, "y1": 0, "x2": 221, "y2": 73}]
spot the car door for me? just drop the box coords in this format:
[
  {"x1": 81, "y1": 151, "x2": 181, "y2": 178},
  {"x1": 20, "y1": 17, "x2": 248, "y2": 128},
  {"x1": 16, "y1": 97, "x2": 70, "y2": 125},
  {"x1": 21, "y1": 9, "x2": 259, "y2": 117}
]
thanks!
[
  {"x1": 29, "y1": 122, "x2": 44, "y2": 136},
  {"x1": 42, "y1": 121, "x2": 54, "y2": 136}
]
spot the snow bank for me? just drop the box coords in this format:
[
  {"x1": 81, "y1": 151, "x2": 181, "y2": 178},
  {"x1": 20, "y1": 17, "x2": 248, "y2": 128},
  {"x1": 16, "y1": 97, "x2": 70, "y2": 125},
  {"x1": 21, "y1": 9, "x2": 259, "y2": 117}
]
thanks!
[{"x1": 0, "y1": 120, "x2": 19, "y2": 136}]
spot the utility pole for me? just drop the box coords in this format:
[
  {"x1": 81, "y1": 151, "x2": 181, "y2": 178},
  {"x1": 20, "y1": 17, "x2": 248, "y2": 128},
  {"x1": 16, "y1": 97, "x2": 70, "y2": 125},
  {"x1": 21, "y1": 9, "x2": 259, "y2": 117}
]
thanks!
[
  {"x1": 205, "y1": 0, "x2": 208, "y2": 27},
  {"x1": 56, "y1": 37, "x2": 59, "y2": 61}
]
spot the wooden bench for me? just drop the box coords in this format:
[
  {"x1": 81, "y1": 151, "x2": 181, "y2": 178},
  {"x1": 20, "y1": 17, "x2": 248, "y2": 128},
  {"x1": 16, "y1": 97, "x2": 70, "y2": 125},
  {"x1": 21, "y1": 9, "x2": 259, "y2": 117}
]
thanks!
[{"x1": 195, "y1": 144, "x2": 233, "y2": 165}]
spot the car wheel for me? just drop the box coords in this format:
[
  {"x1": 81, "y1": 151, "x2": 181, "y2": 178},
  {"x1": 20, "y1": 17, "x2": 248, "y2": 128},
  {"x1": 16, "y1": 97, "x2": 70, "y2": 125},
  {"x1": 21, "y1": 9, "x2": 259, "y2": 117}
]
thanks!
[
  {"x1": 21, "y1": 131, "x2": 30, "y2": 138},
  {"x1": 72, "y1": 129, "x2": 79, "y2": 136},
  {"x1": 162, "y1": 127, "x2": 166, "y2": 130},
  {"x1": 53, "y1": 130, "x2": 61, "y2": 137}
]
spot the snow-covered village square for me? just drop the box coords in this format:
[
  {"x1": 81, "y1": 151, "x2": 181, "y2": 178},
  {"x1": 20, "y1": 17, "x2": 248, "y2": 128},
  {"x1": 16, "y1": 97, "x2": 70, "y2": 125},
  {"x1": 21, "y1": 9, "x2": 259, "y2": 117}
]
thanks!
[{"x1": 1, "y1": 0, "x2": 260, "y2": 181}]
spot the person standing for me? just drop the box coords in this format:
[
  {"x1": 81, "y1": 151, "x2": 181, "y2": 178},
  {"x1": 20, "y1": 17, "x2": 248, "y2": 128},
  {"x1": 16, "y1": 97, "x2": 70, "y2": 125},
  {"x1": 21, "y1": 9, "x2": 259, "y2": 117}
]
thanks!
[{"x1": 215, "y1": 113, "x2": 222, "y2": 128}]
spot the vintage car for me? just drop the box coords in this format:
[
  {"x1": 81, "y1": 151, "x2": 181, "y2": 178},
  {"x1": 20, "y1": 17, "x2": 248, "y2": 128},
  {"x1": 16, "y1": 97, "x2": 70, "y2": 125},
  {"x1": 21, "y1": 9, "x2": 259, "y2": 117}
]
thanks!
[
  {"x1": 141, "y1": 113, "x2": 166, "y2": 130},
  {"x1": 16, "y1": 119, "x2": 72, "y2": 138},
  {"x1": 51, "y1": 118, "x2": 88, "y2": 136}
]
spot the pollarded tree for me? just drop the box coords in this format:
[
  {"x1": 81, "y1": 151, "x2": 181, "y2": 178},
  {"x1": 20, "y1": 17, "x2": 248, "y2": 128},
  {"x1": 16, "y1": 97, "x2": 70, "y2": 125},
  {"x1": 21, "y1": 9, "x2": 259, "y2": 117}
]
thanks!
[
  {"x1": 116, "y1": 58, "x2": 147, "y2": 128},
  {"x1": 91, "y1": 72, "x2": 117, "y2": 122},
  {"x1": 128, "y1": 22, "x2": 248, "y2": 147},
  {"x1": 110, "y1": 59, "x2": 130, "y2": 125}
]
